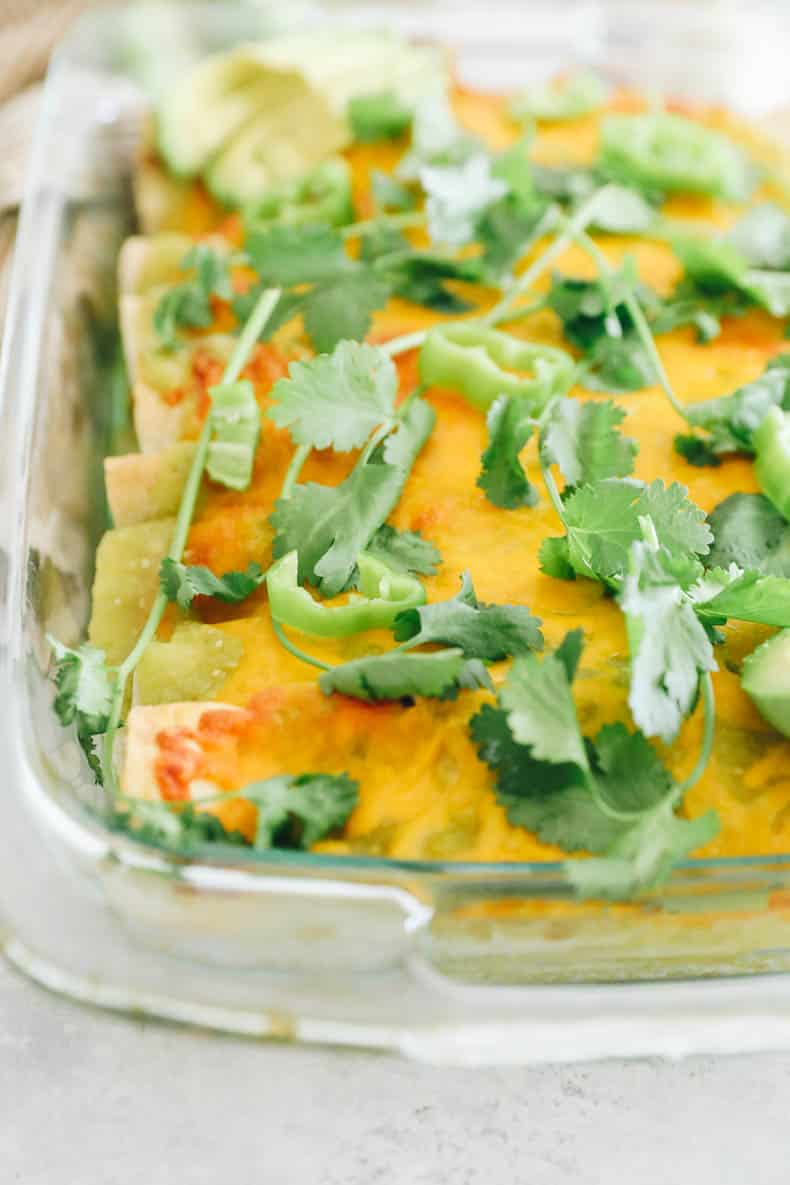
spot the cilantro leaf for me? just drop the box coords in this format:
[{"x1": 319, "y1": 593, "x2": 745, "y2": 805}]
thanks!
[
  {"x1": 581, "y1": 333, "x2": 655, "y2": 394},
  {"x1": 674, "y1": 434, "x2": 721, "y2": 468},
  {"x1": 679, "y1": 354, "x2": 790, "y2": 458},
  {"x1": 50, "y1": 639, "x2": 112, "y2": 732},
  {"x1": 471, "y1": 644, "x2": 717, "y2": 898},
  {"x1": 153, "y1": 287, "x2": 213, "y2": 352},
  {"x1": 540, "y1": 397, "x2": 637, "y2": 487},
  {"x1": 396, "y1": 91, "x2": 480, "y2": 180},
  {"x1": 49, "y1": 639, "x2": 113, "y2": 782},
  {"x1": 242, "y1": 223, "x2": 389, "y2": 350},
  {"x1": 268, "y1": 341, "x2": 398, "y2": 452},
  {"x1": 473, "y1": 642, "x2": 684, "y2": 855},
  {"x1": 477, "y1": 394, "x2": 538, "y2": 509},
  {"x1": 374, "y1": 249, "x2": 484, "y2": 313},
  {"x1": 421, "y1": 155, "x2": 507, "y2": 247},
  {"x1": 348, "y1": 90, "x2": 412, "y2": 142},
  {"x1": 302, "y1": 272, "x2": 390, "y2": 353},
  {"x1": 587, "y1": 184, "x2": 657, "y2": 234},
  {"x1": 182, "y1": 244, "x2": 233, "y2": 300},
  {"x1": 538, "y1": 536, "x2": 576, "y2": 580},
  {"x1": 159, "y1": 558, "x2": 265, "y2": 609},
  {"x1": 152, "y1": 245, "x2": 231, "y2": 352},
  {"x1": 470, "y1": 701, "x2": 585, "y2": 800},
  {"x1": 530, "y1": 163, "x2": 600, "y2": 203},
  {"x1": 693, "y1": 568, "x2": 790, "y2": 629},
  {"x1": 319, "y1": 647, "x2": 490, "y2": 702},
  {"x1": 489, "y1": 722, "x2": 675, "y2": 858},
  {"x1": 591, "y1": 722, "x2": 676, "y2": 815},
  {"x1": 392, "y1": 571, "x2": 543, "y2": 660},
  {"x1": 650, "y1": 293, "x2": 723, "y2": 343},
  {"x1": 371, "y1": 169, "x2": 416, "y2": 212},
  {"x1": 242, "y1": 773, "x2": 359, "y2": 849},
  {"x1": 364, "y1": 524, "x2": 441, "y2": 576},
  {"x1": 744, "y1": 270, "x2": 790, "y2": 317},
  {"x1": 726, "y1": 202, "x2": 790, "y2": 270},
  {"x1": 547, "y1": 263, "x2": 656, "y2": 393},
  {"x1": 499, "y1": 649, "x2": 590, "y2": 770},
  {"x1": 618, "y1": 535, "x2": 716, "y2": 742},
  {"x1": 271, "y1": 397, "x2": 435, "y2": 595},
  {"x1": 559, "y1": 478, "x2": 712, "y2": 584},
  {"x1": 477, "y1": 196, "x2": 550, "y2": 280},
  {"x1": 547, "y1": 264, "x2": 641, "y2": 351},
  {"x1": 565, "y1": 804, "x2": 719, "y2": 899},
  {"x1": 672, "y1": 232, "x2": 790, "y2": 316},
  {"x1": 112, "y1": 801, "x2": 248, "y2": 851},
  {"x1": 245, "y1": 224, "x2": 351, "y2": 287},
  {"x1": 112, "y1": 773, "x2": 358, "y2": 853},
  {"x1": 707, "y1": 493, "x2": 790, "y2": 576}
]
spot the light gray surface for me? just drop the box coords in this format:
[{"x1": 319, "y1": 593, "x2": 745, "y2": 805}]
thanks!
[{"x1": 1, "y1": 958, "x2": 789, "y2": 1184}]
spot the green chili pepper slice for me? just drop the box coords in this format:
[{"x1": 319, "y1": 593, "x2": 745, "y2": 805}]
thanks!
[
  {"x1": 599, "y1": 113, "x2": 754, "y2": 201},
  {"x1": 755, "y1": 406, "x2": 790, "y2": 522},
  {"x1": 418, "y1": 323, "x2": 576, "y2": 412},
  {"x1": 246, "y1": 158, "x2": 354, "y2": 228},
  {"x1": 267, "y1": 550, "x2": 426, "y2": 638}
]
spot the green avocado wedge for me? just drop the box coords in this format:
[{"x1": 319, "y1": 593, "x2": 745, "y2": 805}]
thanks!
[{"x1": 742, "y1": 629, "x2": 790, "y2": 737}]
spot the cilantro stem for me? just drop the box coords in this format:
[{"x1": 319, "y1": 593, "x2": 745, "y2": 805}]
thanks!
[
  {"x1": 271, "y1": 619, "x2": 332, "y2": 671},
  {"x1": 101, "y1": 287, "x2": 282, "y2": 797},
  {"x1": 281, "y1": 443, "x2": 311, "y2": 499},
  {"x1": 573, "y1": 228, "x2": 689, "y2": 422},
  {"x1": 378, "y1": 193, "x2": 605, "y2": 360},
  {"x1": 360, "y1": 419, "x2": 397, "y2": 465},
  {"x1": 541, "y1": 459, "x2": 567, "y2": 523},
  {"x1": 341, "y1": 211, "x2": 426, "y2": 240},
  {"x1": 483, "y1": 189, "x2": 607, "y2": 328},
  {"x1": 678, "y1": 672, "x2": 716, "y2": 794},
  {"x1": 380, "y1": 328, "x2": 428, "y2": 358}
]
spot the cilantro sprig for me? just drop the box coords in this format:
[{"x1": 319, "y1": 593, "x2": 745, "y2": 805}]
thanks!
[
  {"x1": 114, "y1": 772, "x2": 358, "y2": 853},
  {"x1": 539, "y1": 477, "x2": 712, "y2": 585},
  {"x1": 674, "y1": 354, "x2": 790, "y2": 466},
  {"x1": 160, "y1": 558, "x2": 265, "y2": 609},
  {"x1": 477, "y1": 395, "x2": 538, "y2": 509},
  {"x1": 392, "y1": 572, "x2": 544, "y2": 661},
  {"x1": 270, "y1": 383, "x2": 435, "y2": 597},
  {"x1": 472, "y1": 633, "x2": 719, "y2": 898},
  {"x1": 153, "y1": 244, "x2": 232, "y2": 352},
  {"x1": 49, "y1": 640, "x2": 113, "y2": 781},
  {"x1": 707, "y1": 494, "x2": 790, "y2": 576}
]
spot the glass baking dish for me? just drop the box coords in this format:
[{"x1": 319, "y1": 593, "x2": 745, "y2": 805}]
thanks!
[{"x1": 4, "y1": 0, "x2": 790, "y2": 1064}]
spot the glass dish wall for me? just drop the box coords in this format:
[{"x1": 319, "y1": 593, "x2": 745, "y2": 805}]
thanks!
[{"x1": 4, "y1": 1, "x2": 790, "y2": 1063}]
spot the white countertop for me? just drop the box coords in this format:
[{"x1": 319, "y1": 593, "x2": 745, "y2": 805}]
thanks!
[{"x1": 2, "y1": 957, "x2": 788, "y2": 1184}]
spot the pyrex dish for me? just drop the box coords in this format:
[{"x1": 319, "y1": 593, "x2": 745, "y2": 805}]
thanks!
[{"x1": 5, "y1": 1, "x2": 790, "y2": 1065}]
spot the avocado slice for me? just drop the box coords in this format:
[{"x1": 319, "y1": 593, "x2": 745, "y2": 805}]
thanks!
[
  {"x1": 204, "y1": 79, "x2": 347, "y2": 209},
  {"x1": 156, "y1": 34, "x2": 448, "y2": 198},
  {"x1": 157, "y1": 49, "x2": 310, "y2": 178},
  {"x1": 754, "y1": 405, "x2": 790, "y2": 522},
  {"x1": 742, "y1": 628, "x2": 790, "y2": 736}
]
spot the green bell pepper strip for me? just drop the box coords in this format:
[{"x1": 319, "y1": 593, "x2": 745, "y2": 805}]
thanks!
[
  {"x1": 755, "y1": 405, "x2": 790, "y2": 521},
  {"x1": 599, "y1": 113, "x2": 754, "y2": 201},
  {"x1": 418, "y1": 323, "x2": 576, "y2": 412},
  {"x1": 246, "y1": 158, "x2": 354, "y2": 228},
  {"x1": 267, "y1": 550, "x2": 426, "y2": 638}
]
